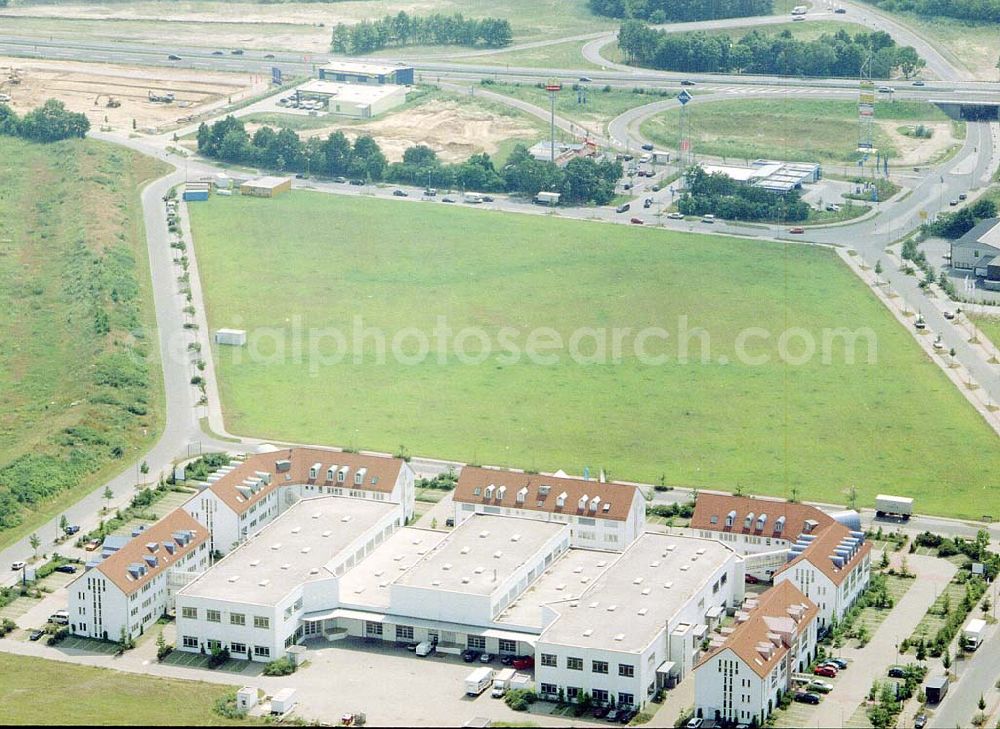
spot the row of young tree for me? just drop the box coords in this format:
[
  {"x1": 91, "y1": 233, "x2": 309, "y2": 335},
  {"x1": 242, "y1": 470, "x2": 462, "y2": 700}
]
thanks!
[
  {"x1": 860, "y1": 0, "x2": 1000, "y2": 23},
  {"x1": 195, "y1": 116, "x2": 623, "y2": 205},
  {"x1": 330, "y1": 12, "x2": 512, "y2": 54},
  {"x1": 618, "y1": 24, "x2": 925, "y2": 78},
  {"x1": 676, "y1": 165, "x2": 811, "y2": 222},
  {"x1": 0, "y1": 99, "x2": 90, "y2": 143},
  {"x1": 589, "y1": 0, "x2": 772, "y2": 23}
]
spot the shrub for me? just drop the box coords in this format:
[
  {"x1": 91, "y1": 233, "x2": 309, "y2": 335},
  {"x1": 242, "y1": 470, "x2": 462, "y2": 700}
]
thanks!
[
  {"x1": 0, "y1": 618, "x2": 17, "y2": 637},
  {"x1": 263, "y1": 657, "x2": 296, "y2": 676},
  {"x1": 212, "y1": 690, "x2": 247, "y2": 720},
  {"x1": 504, "y1": 689, "x2": 537, "y2": 712},
  {"x1": 47, "y1": 626, "x2": 69, "y2": 645},
  {"x1": 208, "y1": 645, "x2": 230, "y2": 668}
]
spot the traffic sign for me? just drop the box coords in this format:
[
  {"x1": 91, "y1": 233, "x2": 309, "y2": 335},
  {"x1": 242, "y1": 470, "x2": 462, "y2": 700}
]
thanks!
[{"x1": 678, "y1": 89, "x2": 692, "y2": 105}]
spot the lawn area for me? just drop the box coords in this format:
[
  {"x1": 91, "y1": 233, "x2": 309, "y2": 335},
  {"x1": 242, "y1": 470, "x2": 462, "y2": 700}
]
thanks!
[
  {"x1": 968, "y1": 314, "x2": 1000, "y2": 355},
  {"x1": 451, "y1": 39, "x2": 604, "y2": 71},
  {"x1": 905, "y1": 580, "x2": 968, "y2": 650},
  {"x1": 694, "y1": 20, "x2": 872, "y2": 42},
  {"x1": 640, "y1": 98, "x2": 956, "y2": 166},
  {"x1": 190, "y1": 192, "x2": 1000, "y2": 519},
  {"x1": 0, "y1": 137, "x2": 167, "y2": 551},
  {"x1": 853, "y1": 574, "x2": 914, "y2": 637},
  {"x1": 478, "y1": 81, "x2": 675, "y2": 136},
  {"x1": 0, "y1": 653, "x2": 252, "y2": 725}
]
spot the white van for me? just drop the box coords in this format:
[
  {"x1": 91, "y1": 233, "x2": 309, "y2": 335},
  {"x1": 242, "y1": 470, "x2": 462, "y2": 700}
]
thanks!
[{"x1": 415, "y1": 640, "x2": 435, "y2": 657}]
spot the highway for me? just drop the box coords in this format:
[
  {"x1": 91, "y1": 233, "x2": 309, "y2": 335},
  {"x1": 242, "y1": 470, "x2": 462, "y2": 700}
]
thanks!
[{"x1": 2, "y1": 7, "x2": 1000, "y2": 577}]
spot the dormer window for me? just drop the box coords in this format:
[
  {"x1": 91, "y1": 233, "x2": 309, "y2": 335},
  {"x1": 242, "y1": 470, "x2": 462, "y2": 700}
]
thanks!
[
  {"x1": 744, "y1": 512, "x2": 754, "y2": 530},
  {"x1": 516, "y1": 487, "x2": 528, "y2": 504},
  {"x1": 757, "y1": 514, "x2": 767, "y2": 531},
  {"x1": 725, "y1": 510, "x2": 737, "y2": 528},
  {"x1": 337, "y1": 466, "x2": 349, "y2": 483},
  {"x1": 556, "y1": 491, "x2": 568, "y2": 508},
  {"x1": 485, "y1": 484, "x2": 495, "y2": 500},
  {"x1": 309, "y1": 463, "x2": 322, "y2": 480},
  {"x1": 326, "y1": 466, "x2": 337, "y2": 481},
  {"x1": 355, "y1": 467, "x2": 367, "y2": 486},
  {"x1": 578, "y1": 494, "x2": 588, "y2": 510},
  {"x1": 589, "y1": 496, "x2": 601, "y2": 512},
  {"x1": 775, "y1": 515, "x2": 786, "y2": 533},
  {"x1": 496, "y1": 485, "x2": 506, "y2": 501}
]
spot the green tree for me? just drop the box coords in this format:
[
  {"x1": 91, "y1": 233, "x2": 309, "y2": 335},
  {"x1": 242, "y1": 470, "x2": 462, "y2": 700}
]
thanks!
[
  {"x1": 59, "y1": 514, "x2": 68, "y2": 533},
  {"x1": 140, "y1": 461, "x2": 149, "y2": 475},
  {"x1": 103, "y1": 486, "x2": 114, "y2": 512},
  {"x1": 29, "y1": 533, "x2": 40, "y2": 557},
  {"x1": 979, "y1": 694, "x2": 986, "y2": 711},
  {"x1": 942, "y1": 649, "x2": 951, "y2": 670}
]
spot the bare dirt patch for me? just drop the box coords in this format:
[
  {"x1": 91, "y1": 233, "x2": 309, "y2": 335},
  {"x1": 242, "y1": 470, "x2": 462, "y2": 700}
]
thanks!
[
  {"x1": 0, "y1": 57, "x2": 267, "y2": 132},
  {"x1": 247, "y1": 99, "x2": 541, "y2": 163},
  {"x1": 877, "y1": 120, "x2": 957, "y2": 166}
]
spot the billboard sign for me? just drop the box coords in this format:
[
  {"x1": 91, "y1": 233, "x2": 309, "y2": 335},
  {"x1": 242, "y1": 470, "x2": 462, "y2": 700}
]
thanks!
[{"x1": 272, "y1": 67, "x2": 283, "y2": 85}]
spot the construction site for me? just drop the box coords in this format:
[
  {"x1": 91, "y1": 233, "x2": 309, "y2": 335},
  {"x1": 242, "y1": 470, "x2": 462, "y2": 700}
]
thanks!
[{"x1": 0, "y1": 58, "x2": 267, "y2": 132}]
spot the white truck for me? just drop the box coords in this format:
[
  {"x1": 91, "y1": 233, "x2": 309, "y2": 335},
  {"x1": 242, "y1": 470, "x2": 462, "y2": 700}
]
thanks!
[
  {"x1": 962, "y1": 618, "x2": 986, "y2": 650},
  {"x1": 491, "y1": 668, "x2": 516, "y2": 697},
  {"x1": 465, "y1": 667, "x2": 495, "y2": 696},
  {"x1": 875, "y1": 494, "x2": 913, "y2": 520},
  {"x1": 464, "y1": 192, "x2": 484, "y2": 204},
  {"x1": 534, "y1": 191, "x2": 561, "y2": 206},
  {"x1": 791, "y1": 5, "x2": 808, "y2": 14},
  {"x1": 415, "y1": 640, "x2": 436, "y2": 657}
]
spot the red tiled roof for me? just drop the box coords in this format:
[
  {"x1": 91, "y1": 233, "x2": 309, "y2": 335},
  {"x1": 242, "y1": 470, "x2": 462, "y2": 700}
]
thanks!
[
  {"x1": 774, "y1": 521, "x2": 871, "y2": 586},
  {"x1": 453, "y1": 466, "x2": 640, "y2": 522},
  {"x1": 690, "y1": 493, "x2": 834, "y2": 542}
]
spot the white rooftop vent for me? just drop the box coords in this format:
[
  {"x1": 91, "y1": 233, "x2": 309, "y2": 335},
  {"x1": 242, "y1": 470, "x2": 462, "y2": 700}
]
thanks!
[
  {"x1": 228, "y1": 575, "x2": 240, "y2": 583},
  {"x1": 309, "y1": 567, "x2": 320, "y2": 575},
  {"x1": 614, "y1": 633, "x2": 625, "y2": 641},
  {"x1": 666, "y1": 544, "x2": 676, "y2": 552},
  {"x1": 301, "y1": 546, "x2": 311, "y2": 554},
  {"x1": 493, "y1": 550, "x2": 503, "y2": 559},
  {"x1": 258, "y1": 578, "x2": 270, "y2": 587},
  {"x1": 479, "y1": 530, "x2": 490, "y2": 539},
  {"x1": 633, "y1": 577, "x2": 644, "y2": 585},
  {"x1": 460, "y1": 546, "x2": 470, "y2": 554},
  {"x1": 573, "y1": 566, "x2": 583, "y2": 574},
  {"x1": 641, "y1": 587, "x2": 651, "y2": 596},
  {"x1": 680, "y1": 564, "x2": 690, "y2": 571},
  {"x1": 597, "y1": 560, "x2": 608, "y2": 568},
  {"x1": 250, "y1": 559, "x2": 260, "y2": 567},
  {"x1": 583, "y1": 628, "x2": 594, "y2": 637},
  {"x1": 312, "y1": 512, "x2": 321, "y2": 520},
  {"x1": 589, "y1": 601, "x2": 599, "y2": 609},
  {"x1": 474, "y1": 566, "x2": 484, "y2": 574},
  {"x1": 650, "y1": 560, "x2": 660, "y2": 568},
  {"x1": 664, "y1": 581, "x2": 674, "y2": 589},
  {"x1": 354, "y1": 586, "x2": 365, "y2": 594},
  {"x1": 580, "y1": 577, "x2": 590, "y2": 584},
  {"x1": 556, "y1": 583, "x2": 567, "y2": 591},
  {"x1": 270, "y1": 543, "x2": 282, "y2": 551},
  {"x1": 442, "y1": 563, "x2": 453, "y2": 571},
  {"x1": 341, "y1": 515, "x2": 353, "y2": 523},
  {"x1": 637, "y1": 608, "x2": 648, "y2": 616},
  {"x1": 511, "y1": 534, "x2": 521, "y2": 542},
  {"x1": 393, "y1": 554, "x2": 404, "y2": 562},
  {"x1": 281, "y1": 563, "x2": 291, "y2": 570},
  {"x1": 322, "y1": 530, "x2": 332, "y2": 538},
  {"x1": 291, "y1": 526, "x2": 301, "y2": 534},
  {"x1": 431, "y1": 580, "x2": 441, "y2": 587},
  {"x1": 696, "y1": 547, "x2": 706, "y2": 555},
  {"x1": 607, "y1": 604, "x2": 618, "y2": 612},
  {"x1": 461, "y1": 577, "x2": 470, "y2": 584}
]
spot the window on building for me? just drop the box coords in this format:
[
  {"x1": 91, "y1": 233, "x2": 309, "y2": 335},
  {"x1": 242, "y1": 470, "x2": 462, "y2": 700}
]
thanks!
[
  {"x1": 254, "y1": 645, "x2": 270, "y2": 658},
  {"x1": 619, "y1": 664, "x2": 635, "y2": 678},
  {"x1": 230, "y1": 613, "x2": 246, "y2": 626},
  {"x1": 230, "y1": 642, "x2": 247, "y2": 654},
  {"x1": 541, "y1": 653, "x2": 557, "y2": 667},
  {"x1": 498, "y1": 638, "x2": 516, "y2": 653},
  {"x1": 566, "y1": 687, "x2": 580, "y2": 701},
  {"x1": 181, "y1": 606, "x2": 197, "y2": 620},
  {"x1": 593, "y1": 689, "x2": 609, "y2": 704},
  {"x1": 395, "y1": 625, "x2": 414, "y2": 641},
  {"x1": 206, "y1": 609, "x2": 221, "y2": 623},
  {"x1": 254, "y1": 615, "x2": 270, "y2": 629},
  {"x1": 619, "y1": 692, "x2": 635, "y2": 707},
  {"x1": 567, "y1": 657, "x2": 583, "y2": 671},
  {"x1": 540, "y1": 683, "x2": 558, "y2": 696},
  {"x1": 182, "y1": 635, "x2": 198, "y2": 649},
  {"x1": 365, "y1": 621, "x2": 383, "y2": 637},
  {"x1": 467, "y1": 635, "x2": 486, "y2": 651},
  {"x1": 592, "y1": 660, "x2": 609, "y2": 674},
  {"x1": 206, "y1": 639, "x2": 221, "y2": 651}
]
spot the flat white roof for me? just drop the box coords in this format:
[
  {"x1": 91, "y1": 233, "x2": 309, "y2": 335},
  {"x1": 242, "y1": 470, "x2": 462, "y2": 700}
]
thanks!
[
  {"x1": 179, "y1": 496, "x2": 398, "y2": 606},
  {"x1": 243, "y1": 176, "x2": 290, "y2": 189},
  {"x1": 338, "y1": 527, "x2": 448, "y2": 609},
  {"x1": 297, "y1": 80, "x2": 405, "y2": 105},
  {"x1": 538, "y1": 533, "x2": 738, "y2": 653},
  {"x1": 701, "y1": 164, "x2": 769, "y2": 182},
  {"x1": 394, "y1": 514, "x2": 569, "y2": 597},
  {"x1": 321, "y1": 61, "x2": 408, "y2": 76}
]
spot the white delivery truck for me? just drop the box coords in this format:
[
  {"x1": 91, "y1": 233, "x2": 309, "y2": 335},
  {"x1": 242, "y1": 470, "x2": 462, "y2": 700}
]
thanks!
[
  {"x1": 465, "y1": 667, "x2": 495, "y2": 696},
  {"x1": 534, "y1": 191, "x2": 561, "y2": 206},
  {"x1": 875, "y1": 494, "x2": 913, "y2": 520},
  {"x1": 464, "y1": 192, "x2": 484, "y2": 204},
  {"x1": 962, "y1": 618, "x2": 986, "y2": 650},
  {"x1": 491, "y1": 668, "x2": 516, "y2": 698}
]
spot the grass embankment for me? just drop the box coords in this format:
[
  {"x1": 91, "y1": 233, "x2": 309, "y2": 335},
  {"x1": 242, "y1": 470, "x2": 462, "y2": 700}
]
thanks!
[
  {"x1": 640, "y1": 99, "x2": 955, "y2": 166},
  {"x1": 0, "y1": 137, "x2": 167, "y2": 550},
  {"x1": 190, "y1": 192, "x2": 1000, "y2": 519},
  {"x1": 451, "y1": 39, "x2": 604, "y2": 71},
  {"x1": 0, "y1": 653, "x2": 251, "y2": 725}
]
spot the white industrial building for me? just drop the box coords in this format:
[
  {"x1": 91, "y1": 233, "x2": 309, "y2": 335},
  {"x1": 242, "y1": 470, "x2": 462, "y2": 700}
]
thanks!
[
  {"x1": 533, "y1": 533, "x2": 744, "y2": 708},
  {"x1": 452, "y1": 467, "x2": 646, "y2": 551},
  {"x1": 694, "y1": 580, "x2": 818, "y2": 726},
  {"x1": 294, "y1": 80, "x2": 407, "y2": 118},
  {"x1": 181, "y1": 447, "x2": 415, "y2": 556},
  {"x1": 68, "y1": 509, "x2": 208, "y2": 642}
]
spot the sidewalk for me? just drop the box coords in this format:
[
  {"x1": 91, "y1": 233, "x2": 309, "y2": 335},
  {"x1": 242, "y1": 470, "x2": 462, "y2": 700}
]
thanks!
[{"x1": 805, "y1": 554, "x2": 957, "y2": 728}]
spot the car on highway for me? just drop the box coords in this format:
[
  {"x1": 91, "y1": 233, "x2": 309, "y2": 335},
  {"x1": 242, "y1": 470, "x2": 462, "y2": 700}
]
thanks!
[
  {"x1": 392, "y1": 189, "x2": 408, "y2": 197},
  {"x1": 834, "y1": 6, "x2": 847, "y2": 12},
  {"x1": 680, "y1": 80, "x2": 696, "y2": 86},
  {"x1": 788, "y1": 226, "x2": 805, "y2": 234},
  {"x1": 55, "y1": 564, "x2": 77, "y2": 574},
  {"x1": 64, "y1": 525, "x2": 80, "y2": 535},
  {"x1": 630, "y1": 217, "x2": 644, "y2": 225},
  {"x1": 807, "y1": 680, "x2": 833, "y2": 693},
  {"x1": 641, "y1": 143, "x2": 654, "y2": 151},
  {"x1": 168, "y1": 54, "x2": 182, "y2": 60},
  {"x1": 912, "y1": 79, "x2": 925, "y2": 86},
  {"x1": 348, "y1": 179, "x2": 365, "y2": 186},
  {"x1": 914, "y1": 315, "x2": 926, "y2": 330},
  {"x1": 959, "y1": 193, "x2": 968, "y2": 200},
  {"x1": 29, "y1": 629, "x2": 44, "y2": 642},
  {"x1": 442, "y1": 197, "x2": 456, "y2": 203},
  {"x1": 264, "y1": 53, "x2": 276, "y2": 59},
  {"x1": 231, "y1": 49, "x2": 244, "y2": 55},
  {"x1": 579, "y1": 76, "x2": 592, "y2": 83},
  {"x1": 795, "y1": 692, "x2": 821, "y2": 705},
  {"x1": 667, "y1": 212, "x2": 684, "y2": 220},
  {"x1": 813, "y1": 665, "x2": 837, "y2": 678},
  {"x1": 877, "y1": 86, "x2": 895, "y2": 93},
  {"x1": 11, "y1": 561, "x2": 25, "y2": 571},
  {"x1": 943, "y1": 310, "x2": 956, "y2": 320},
  {"x1": 949, "y1": 199, "x2": 959, "y2": 206},
  {"x1": 616, "y1": 203, "x2": 631, "y2": 213},
  {"x1": 211, "y1": 50, "x2": 223, "y2": 56}
]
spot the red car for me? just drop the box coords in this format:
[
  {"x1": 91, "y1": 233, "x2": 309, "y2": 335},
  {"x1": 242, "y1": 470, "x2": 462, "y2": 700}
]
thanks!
[
  {"x1": 813, "y1": 665, "x2": 837, "y2": 678},
  {"x1": 630, "y1": 217, "x2": 644, "y2": 225},
  {"x1": 745, "y1": 574, "x2": 760, "y2": 584},
  {"x1": 512, "y1": 656, "x2": 534, "y2": 670},
  {"x1": 788, "y1": 227, "x2": 805, "y2": 234}
]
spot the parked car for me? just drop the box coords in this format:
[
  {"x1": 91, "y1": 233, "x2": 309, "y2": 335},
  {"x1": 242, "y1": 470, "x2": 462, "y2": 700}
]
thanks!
[
  {"x1": 914, "y1": 714, "x2": 927, "y2": 729},
  {"x1": 481, "y1": 195, "x2": 494, "y2": 202},
  {"x1": 579, "y1": 76, "x2": 593, "y2": 83},
  {"x1": 684, "y1": 719, "x2": 704, "y2": 729},
  {"x1": 462, "y1": 649, "x2": 481, "y2": 663},
  {"x1": 622, "y1": 183, "x2": 633, "y2": 191},
  {"x1": 641, "y1": 143, "x2": 654, "y2": 151},
  {"x1": 887, "y1": 666, "x2": 906, "y2": 678},
  {"x1": 795, "y1": 692, "x2": 821, "y2": 705},
  {"x1": 912, "y1": 79, "x2": 925, "y2": 86},
  {"x1": 83, "y1": 540, "x2": 101, "y2": 551},
  {"x1": 605, "y1": 710, "x2": 621, "y2": 722},
  {"x1": 643, "y1": 199, "x2": 652, "y2": 209},
  {"x1": 788, "y1": 227, "x2": 805, "y2": 234},
  {"x1": 630, "y1": 217, "x2": 644, "y2": 225},
  {"x1": 442, "y1": 197, "x2": 456, "y2": 203},
  {"x1": 592, "y1": 706, "x2": 609, "y2": 718},
  {"x1": 616, "y1": 203, "x2": 631, "y2": 214},
  {"x1": 512, "y1": 656, "x2": 534, "y2": 670},
  {"x1": 825, "y1": 203, "x2": 840, "y2": 212},
  {"x1": 814, "y1": 665, "x2": 837, "y2": 677},
  {"x1": 959, "y1": 193, "x2": 968, "y2": 200},
  {"x1": 808, "y1": 680, "x2": 833, "y2": 693},
  {"x1": 680, "y1": 80, "x2": 696, "y2": 86},
  {"x1": 49, "y1": 611, "x2": 69, "y2": 626},
  {"x1": 29, "y1": 629, "x2": 44, "y2": 642},
  {"x1": 701, "y1": 214, "x2": 716, "y2": 224},
  {"x1": 667, "y1": 212, "x2": 684, "y2": 220},
  {"x1": 445, "y1": 517, "x2": 455, "y2": 527},
  {"x1": 392, "y1": 189, "x2": 408, "y2": 197},
  {"x1": 834, "y1": 6, "x2": 847, "y2": 12},
  {"x1": 231, "y1": 49, "x2": 244, "y2": 55},
  {"x1": 618, "y1": 709, "x2": 636, "y2": 724},
  {"x1": 500, "y1": 655, "x2": 515, "y2": 666},
  {"x1": 294, "y1": 173, "x2": 306, "y2": 179},
  {"x1": 824, "y1": 658, "x2": 848, "y2": 670},
  {"x1": 914, "y1": 316, "x2": 926, "y2": 330},
  {"x1": 333, "y1": 176, "x2": 347, "y2": 183},
  {"x1": 479, "y1": 652, "x2": 494, "y2": 663},
  {"x1": 745, "y1": 574, "x2": 760, "y2": 584},
  {"x1": 949, "y1": 199, "x2": 958, "y2": 206},
  {"x1": 623, "y1": 154, "x2": 634, "y2": 161},
  {"x1": 651, "y1": 184, "x2": 661, "y2": 192},
  {"x1": 11, "y1": 561, "x2": 25, "y2": 571},
  {"x1": 55, "y1": 565, "x2": 77, "y2": 574}
]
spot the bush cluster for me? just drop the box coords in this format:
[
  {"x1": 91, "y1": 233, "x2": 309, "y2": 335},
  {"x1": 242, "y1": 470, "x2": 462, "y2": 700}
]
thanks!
[
  {"x1": 0, "y1": 99, "x2": 89, "y2": 142},
  {"x1": 331, "y1": 12, "x2": 512, "y2": 53},
  {"x1": 262, "y1": 657, "x2": 296, "y2": 676},
  {"x1": 677, "y1": 165, "x2": 810, "y2": 222}
]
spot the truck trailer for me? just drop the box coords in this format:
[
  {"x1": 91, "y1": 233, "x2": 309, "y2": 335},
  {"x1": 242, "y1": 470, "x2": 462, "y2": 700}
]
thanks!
[
  {"x1": 962, "y1": 618, "x2": 987, "y2": 650},
  {"x1": 534, "y1": 191, "x2": 560, "y2": 206},
  {"x1": 465, "y1": 667, "x2": 495, "y2": 696},
  {"x1": 875, "y1": 494, "x2": 913, "y2": 520},
  {"x1": 925, "y1": 676, "x2": 949, "y2": 704}
]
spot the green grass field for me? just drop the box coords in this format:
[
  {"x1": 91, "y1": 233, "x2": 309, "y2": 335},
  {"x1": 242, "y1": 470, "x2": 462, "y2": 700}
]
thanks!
[
  {"x1": 0, "y1": 138, "x2": 167, "y2": 550},
  {"x1": 695, "y1": 19, "x2": 872, "y2": 42},
  {"x1": 640, "y1": 98, "x2": 954, "y2": 166},
  {"x1": 451, "y1": 40, "x2": 604, "y2": 71},
  {"x1": 190, "y1": 192, "x2": 1000, "y2": 519},
  {"x1": 968, "y1": 314, "x2": 1000, "y2": 355},
  {"x1": 0, "y1": 653, "x2": 251, "y2": 725}
]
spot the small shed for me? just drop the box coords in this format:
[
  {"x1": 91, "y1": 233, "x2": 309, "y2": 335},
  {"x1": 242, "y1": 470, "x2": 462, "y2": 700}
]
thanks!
[
  {"x1": 270, "y1": 688, "x2": 297, "y2": 715},
  {"x1": 214, "y1": 173, "x2": 232, "y2": 190},
  {"x1": 236, "y1": 687, "x2": 258, "y2": 711},
  {"x1": 240, "y1": 176, "x2": 292, "y2": 198},
  {"x1": 215, "y1": 328, "x2": 247, "y2": 346}
]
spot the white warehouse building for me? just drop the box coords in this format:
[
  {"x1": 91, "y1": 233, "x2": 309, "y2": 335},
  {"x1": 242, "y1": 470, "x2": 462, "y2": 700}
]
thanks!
[{"x1": 68, "y1": 509, "x2": 209, "y2": 642}]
